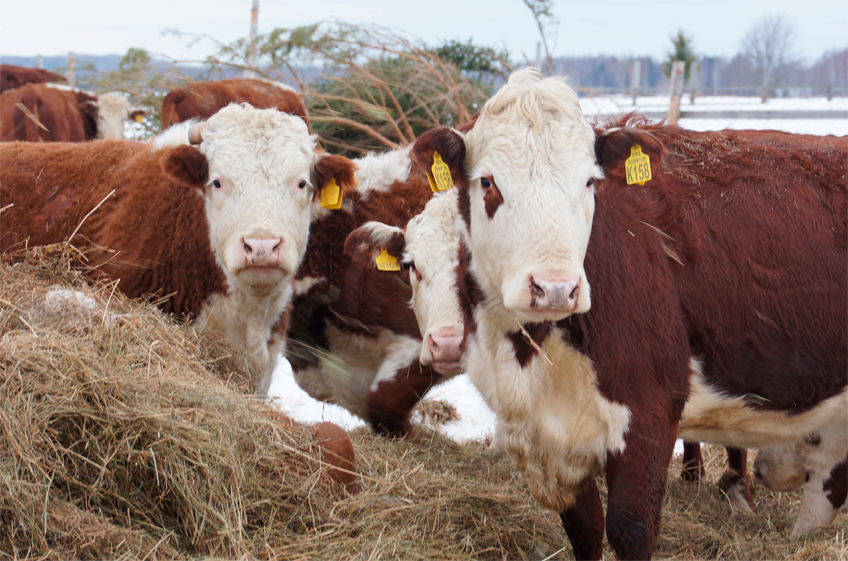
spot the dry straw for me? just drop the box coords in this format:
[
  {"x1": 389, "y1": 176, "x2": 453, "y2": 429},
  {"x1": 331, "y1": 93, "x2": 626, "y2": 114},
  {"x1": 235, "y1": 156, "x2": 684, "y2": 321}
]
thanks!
[{"x1": 1, "y1": 247, "x2": 844, "y2": 560}]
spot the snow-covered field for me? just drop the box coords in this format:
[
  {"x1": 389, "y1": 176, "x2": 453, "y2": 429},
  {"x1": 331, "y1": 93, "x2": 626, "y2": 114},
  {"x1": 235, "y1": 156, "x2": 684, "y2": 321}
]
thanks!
[{"x1": 268, "y1": 95, "x2": 847, "y2": 450}]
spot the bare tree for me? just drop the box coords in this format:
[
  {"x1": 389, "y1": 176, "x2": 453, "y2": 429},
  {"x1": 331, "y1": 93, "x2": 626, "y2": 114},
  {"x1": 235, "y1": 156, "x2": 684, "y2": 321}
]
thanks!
[
  {"x1": 522, "y1": 0, "x2": 558, "y2": 75},
  {"x1": 740, "y1": 14, "x2": 800, "y2": 101}
]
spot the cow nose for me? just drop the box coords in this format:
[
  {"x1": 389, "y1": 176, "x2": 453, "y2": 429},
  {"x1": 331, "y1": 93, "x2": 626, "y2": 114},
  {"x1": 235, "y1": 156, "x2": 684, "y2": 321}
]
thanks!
[
  {"x1": 426, "y1": 330, "x2": 465, "y2": 362},
  {"x1": 529, "y1": 274, "x2": 581, "y2": 311},
  {"x1": 242, "y1": 237, "x2": 283, "y2": 267}
]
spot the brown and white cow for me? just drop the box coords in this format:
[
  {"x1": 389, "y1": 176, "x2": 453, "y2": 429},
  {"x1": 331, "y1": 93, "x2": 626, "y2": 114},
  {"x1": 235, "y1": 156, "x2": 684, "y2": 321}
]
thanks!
[
  {"x1": 754, "y1": 414, "x2": 848, "y2": 536},
  {"x1": 286, "y1": 146, "x2": 463, "y2": 437},
  {"x1": 161, "y1": 78, "x2": 307, "y2": 129},
  {"x1": 1, "y1": 104, "x2": 357, "y2": 394},
  {"x1": 0, "y1": 64, "x2": 67, "y2": 93},
  {"x1": 0, "y1": 83, "x2": 145, "y2": 142},
  {"x1": 405, "y1": 69, "x2": 846, "y2": 559}
]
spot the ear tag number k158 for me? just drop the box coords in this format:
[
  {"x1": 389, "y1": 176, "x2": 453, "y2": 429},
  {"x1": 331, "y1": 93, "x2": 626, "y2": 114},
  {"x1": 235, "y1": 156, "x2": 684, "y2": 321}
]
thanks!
[
  {"x1": 375, "y1": 248, "x2": 400, "y2": 271},
  {"x1": 429, "y1": 151, "x2": 455, "y2": 192},
  {"x1": 625, "y1": 144, "x2": 652, "y2": 186},
  {"x1": 320, "y1": 178, "x2": 343, "y2": 209}
]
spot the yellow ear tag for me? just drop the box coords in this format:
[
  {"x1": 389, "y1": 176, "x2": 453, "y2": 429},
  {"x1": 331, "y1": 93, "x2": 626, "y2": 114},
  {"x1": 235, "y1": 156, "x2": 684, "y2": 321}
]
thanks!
[
  {"x1": 624, "y1": 144, "x2": 652, "y2": 186},
  {"x1": 134, "y1": 113, "x2": 145, "y2": 123},
  {"x1": 430, "y1": 151, "x2": 455, "y2": 192},
  {"x1": 375, "y1": 248, "x2": 400, "y2": 271},
  {"x1": 320, "y1": 178, "x2": 343, "y2": 209}
]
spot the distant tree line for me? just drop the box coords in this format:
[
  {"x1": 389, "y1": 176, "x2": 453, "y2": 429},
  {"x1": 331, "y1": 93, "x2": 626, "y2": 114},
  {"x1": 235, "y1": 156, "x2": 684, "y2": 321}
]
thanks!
[{"x1": 551, "y1": 48, "x2": 847, "y2": 96}]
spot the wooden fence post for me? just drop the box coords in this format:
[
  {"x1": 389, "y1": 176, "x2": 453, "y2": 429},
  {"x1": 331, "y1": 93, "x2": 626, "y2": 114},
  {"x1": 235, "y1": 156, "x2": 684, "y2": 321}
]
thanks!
[
  {"x1": 66, "y1": 52, "x2": 76, "y2": 87},
  {"x1": 244, "y1": 0, "x2": 259, "y2": 78},
  {"x1": 631, "y1": 59, "x2": 641, "y2": 105},
  {"x1": 667, "y1": 60, "x2": 685, "y2": 125}
]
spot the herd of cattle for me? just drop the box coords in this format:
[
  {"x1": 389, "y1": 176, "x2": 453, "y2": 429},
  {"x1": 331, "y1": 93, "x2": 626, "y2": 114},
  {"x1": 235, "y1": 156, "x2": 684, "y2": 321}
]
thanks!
[{"x1": 0, "y1": 63, "x2": 845, "y2": 560}]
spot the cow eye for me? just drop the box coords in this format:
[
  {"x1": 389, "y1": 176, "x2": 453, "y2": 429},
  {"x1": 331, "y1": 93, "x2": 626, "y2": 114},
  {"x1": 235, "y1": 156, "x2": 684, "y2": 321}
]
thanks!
[
  {"x1": 403, "y1": 260, "x2": 416, "y2": 271},
  {"x1": 481, "y1": 177, "x2": 492, "y2": 190},
  {"x1": 298, "y1": 180, "x2": 306, "y2": 189},
  {"x1": 212, "y1": 179, "x2": 223, "y2": 189},
  {"x1": 586, "y1": 178, "x2": 594, "y2": 188}
]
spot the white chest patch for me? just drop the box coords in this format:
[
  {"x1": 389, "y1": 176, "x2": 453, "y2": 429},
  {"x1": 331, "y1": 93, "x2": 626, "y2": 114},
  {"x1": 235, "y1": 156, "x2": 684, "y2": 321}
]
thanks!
[
  {"x1": 679, "y1": 362, "x2": 848, "y2": 448},
  {"x1": 194, "y1": 283, "x2": 293, "y2": 395},
  {"x1": 291, "y1": 321, "x2": 421, "y2": 419},
  {"x1": 465, "y1": 304, "x2": 631, "y2": 512}
]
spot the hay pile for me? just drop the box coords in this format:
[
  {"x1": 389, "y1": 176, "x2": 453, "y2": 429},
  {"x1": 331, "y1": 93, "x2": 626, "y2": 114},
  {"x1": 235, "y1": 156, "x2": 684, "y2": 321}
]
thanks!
[{"x1": 1, "y1": 248, "x2": 845, "y2": 560}]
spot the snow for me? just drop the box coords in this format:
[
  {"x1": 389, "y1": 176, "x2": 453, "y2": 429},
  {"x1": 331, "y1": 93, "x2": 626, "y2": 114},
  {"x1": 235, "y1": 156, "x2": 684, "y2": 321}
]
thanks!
[{"x1": 268, "y1": 96, "x2": 846, "y2": 454}]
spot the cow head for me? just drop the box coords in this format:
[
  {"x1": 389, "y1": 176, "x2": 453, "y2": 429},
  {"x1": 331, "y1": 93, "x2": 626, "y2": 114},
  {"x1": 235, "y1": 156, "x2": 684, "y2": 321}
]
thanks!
[
  {"x1": 163, "y1": 104, "x2": 356, "y2": 298},
  {"x1": 344, "y1": 192, "x2": 465, "y2": 376},
  {"x1": 412, "y1": 68, "x2": 601, "y2": 323},
  {"x1": 84, "y1": 92, "x2": 147, "y2": 140}
]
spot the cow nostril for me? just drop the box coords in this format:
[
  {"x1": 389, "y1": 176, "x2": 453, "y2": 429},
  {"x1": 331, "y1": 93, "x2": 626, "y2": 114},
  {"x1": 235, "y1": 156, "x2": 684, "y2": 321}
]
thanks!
[
  {"x1": 568, "y1": 283, "x2": 579, "y2": 300},
  {"x1": 529, "y1": 279, "x2": 544, "y2": 299},
  {"x1": 242, "y1": 240, "x2": 253, "y2": 254}
]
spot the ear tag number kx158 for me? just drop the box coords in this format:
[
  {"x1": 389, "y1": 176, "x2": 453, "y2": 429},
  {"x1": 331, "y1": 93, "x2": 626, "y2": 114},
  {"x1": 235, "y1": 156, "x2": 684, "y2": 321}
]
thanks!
[
  {"x1": 625, "y1": 144, "x2": 652, "y2": 186},
  {"x1": 429, "y1": 151, "x2": 455, "y2": 192},
  {"x1": 375, "y1": 248, "x2": 400, "y2": 271},
  {"x1": 320, "y1": 178, "x2": 343, "y2": 209}
]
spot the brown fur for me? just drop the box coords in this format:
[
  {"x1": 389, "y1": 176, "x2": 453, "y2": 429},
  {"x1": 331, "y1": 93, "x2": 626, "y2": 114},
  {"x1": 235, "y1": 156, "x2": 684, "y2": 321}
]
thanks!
[
  {"x1": 161, "y1": 79, "x2": 308, "y2": 129},
  {"x1": 0, "y1": 64, "x2": 66, "y2": 93},
  {"x1": 0, "y1": 140, "x2": 226, "y2": 320},
  {"x1": 415, "y1": 120, "x2": 847, "y2": 559},
  {"x1": 290, "y1": 164, "x2": 445, "y2": 437},
  {"x1": 1, "y1": 83, "x2": 97, "y2": 142}
]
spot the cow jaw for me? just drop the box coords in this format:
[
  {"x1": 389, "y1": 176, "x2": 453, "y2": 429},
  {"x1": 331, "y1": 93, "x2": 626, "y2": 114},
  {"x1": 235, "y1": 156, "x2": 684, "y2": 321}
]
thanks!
[{"x1": 459, "y1": 71, "x2": 600, "y2": 322}]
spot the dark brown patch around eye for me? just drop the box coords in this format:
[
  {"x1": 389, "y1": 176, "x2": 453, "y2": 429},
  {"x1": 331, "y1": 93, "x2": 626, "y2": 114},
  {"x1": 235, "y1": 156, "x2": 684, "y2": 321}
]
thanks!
[{"x1": 482, "y1": 177, "x2": 504, "y2": 219}]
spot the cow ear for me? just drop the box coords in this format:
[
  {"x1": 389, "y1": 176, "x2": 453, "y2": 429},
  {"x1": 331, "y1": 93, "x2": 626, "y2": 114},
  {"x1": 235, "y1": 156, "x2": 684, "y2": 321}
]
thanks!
[
  {"x1": 161, "y1": 145, "x2": 209, "y2": 188},
  {"x1": 129, "y1": 108, "x2": 147, "y2": 123},
  {"x1": 594, "y1": 125, "x2": 664, "y2": 180},
  {"x1": 311, "y1": 153, "x2": 358, "y2": 203},
  {"x1": 79, "y1": 100, "x2": 99, "y2": 139},
  {"x1": 412, "y1": 127, "x2": 468, "y2": 189},
  {"x1": 344, "y1": 222, "x2": 406, "y2": 267}
]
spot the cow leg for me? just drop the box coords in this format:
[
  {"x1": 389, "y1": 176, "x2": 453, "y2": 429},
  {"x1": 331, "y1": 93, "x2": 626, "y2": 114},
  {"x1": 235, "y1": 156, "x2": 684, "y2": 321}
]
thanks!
[
  {"x1": 680, "y1": 441, "x2": 705, "y2": 482},
  {"x1": 604, "y1": 420, "x2": 676, "y2": 560},
  {"x1": 793, "y1": 454, "x2": 848, "y2": 536},
  {"x1": 717, "y1": 447, "x2": 754, "y2": 513},
  {"x1": 559, "y1": 479, "x2": 604, "y2": 561},
  {"x1": 366, "y1": 362, "x2": 443, "y2": 438}
]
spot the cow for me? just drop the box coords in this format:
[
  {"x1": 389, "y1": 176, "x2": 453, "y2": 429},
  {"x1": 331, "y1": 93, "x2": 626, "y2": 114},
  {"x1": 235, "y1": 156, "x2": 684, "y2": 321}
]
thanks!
[
  {"x1": 285, "y1": 146, "x2": 464, "y2": 437},
  {"x1": 1, "y1": 104, "x2": 357, "y2": 395},
  {"x1": 401, "y1": 68, "x2": 845, "y2": 559},
  {"x1": 0, "y1": 83, "x2": 146, "y2": 142},
  {"x1": 161, "y1": 78, "x2": 307, "y2": 129},
  {"x1": 0, "y1": 64, "x2": 67, "y2": 93},
  {"x1": 754, "y1": 415, "x2": 848, "y2": 536}
]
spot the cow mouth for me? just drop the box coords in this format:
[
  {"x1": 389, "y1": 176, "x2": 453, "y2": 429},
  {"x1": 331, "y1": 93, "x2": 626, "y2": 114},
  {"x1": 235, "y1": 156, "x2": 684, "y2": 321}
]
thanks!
[{"x1": 432, "y1": 360, "x2": 463, "y2": 376}]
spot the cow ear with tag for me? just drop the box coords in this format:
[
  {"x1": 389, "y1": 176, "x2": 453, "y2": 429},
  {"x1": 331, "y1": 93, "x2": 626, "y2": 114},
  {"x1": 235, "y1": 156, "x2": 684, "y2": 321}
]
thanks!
[
  {"x1": 593, "y1": 118, "x2": 664, "y2": 181},
  {"x1": 412, "y1": 127, "x2": 469, "y2": 189},
  {"x1": 312, "y1": 153, "x2": 358, "y2": 209},
  {"x1": 344, "y1": 222, "x2": 406, "y2": 271},
  {"x1": 160, "y1": 145, "x2": 209, "y2": 189}
]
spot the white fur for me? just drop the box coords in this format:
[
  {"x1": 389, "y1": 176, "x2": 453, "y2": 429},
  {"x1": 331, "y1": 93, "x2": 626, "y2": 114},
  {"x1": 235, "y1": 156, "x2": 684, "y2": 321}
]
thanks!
[
  {"x1": 679, "y1": 365, "x2": 848, "y2": 448},
  {"x1": 292, "y1": 275, "x2": 326, "y2": 296},
  {"x1": 467, "y1": 301, "x2": 631, "y2": 512},
  {"x1": 151, "y1": 120, "x2": 193, "y2": 149},
  {"x1": 94, "y1": 92, "x2": 133, "y2": 139},
  {"x1": 403, "y1": 191, "x2": 464, "y2": 358},
  {"x1": 461, "y1": 68, "x2": 602, "y2": 322},
  {"x1": 353, "y1": 146, "x2": 413, "y2": 198}
]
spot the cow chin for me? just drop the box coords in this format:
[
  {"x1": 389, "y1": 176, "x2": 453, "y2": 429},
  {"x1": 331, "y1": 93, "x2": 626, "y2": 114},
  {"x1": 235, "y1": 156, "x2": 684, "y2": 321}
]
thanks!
[
  {"x1": 431, "y1": 360, "x2": 464, "y2": 377},
  {"x1": 236, "y1": 266, "x2": 288, "y2": 294}
]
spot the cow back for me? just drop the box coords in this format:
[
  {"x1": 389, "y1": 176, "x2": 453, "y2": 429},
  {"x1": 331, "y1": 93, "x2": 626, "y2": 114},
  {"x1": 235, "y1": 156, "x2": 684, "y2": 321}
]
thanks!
[
  {"x1": 0, "y1": 83, "x2": 95, "y2": 142},
  {"x1": 0, "y1": 64, "x2": 67, "y2": 93}
]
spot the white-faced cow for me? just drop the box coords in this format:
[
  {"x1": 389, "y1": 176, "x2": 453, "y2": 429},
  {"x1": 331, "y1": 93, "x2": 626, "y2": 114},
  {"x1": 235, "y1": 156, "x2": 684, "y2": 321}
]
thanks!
[
  {"x1": 161, "y1": 78, "x2": 307, "y2": 129},
  {"x1": 404, "y1": 68, "x2": 846, "y2": 560},
  {"x1": 286, "y1": 146, "x2": 464, "y2": 437},
  {"x1": 1, "y1": 104, "x2": 357, "y2": 394},
  {"x1": 0, "y1": 83, "x2": 145, "y2": 142},
  {"x1": 0, "y1": 64, "x2": 67, "y2": 93}
]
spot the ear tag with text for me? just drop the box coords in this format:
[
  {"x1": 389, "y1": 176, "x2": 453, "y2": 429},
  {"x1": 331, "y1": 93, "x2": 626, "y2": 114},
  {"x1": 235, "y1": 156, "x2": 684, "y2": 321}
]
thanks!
[
  {"x1": 320, "y1": 178, "x2": 343, "y2": 209},
  {"x1": 375, "y1": 248, "x2": 400, "y2": 271},
  {"x1": 430, "y1": 151, "x2": 455, "y2": 192},
  {"x1": 625, "y1": 144, "x2": 652, "y2": 186},
  {"x1": 134, "y1": 113, "x2": 145, "y2": 123}
]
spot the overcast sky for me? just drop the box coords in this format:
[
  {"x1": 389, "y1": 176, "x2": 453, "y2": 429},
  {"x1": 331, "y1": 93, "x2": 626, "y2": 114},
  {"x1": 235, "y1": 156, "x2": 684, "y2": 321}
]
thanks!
[{"x1": 1, "y1": 1, "x2": 845, "y2": 64}]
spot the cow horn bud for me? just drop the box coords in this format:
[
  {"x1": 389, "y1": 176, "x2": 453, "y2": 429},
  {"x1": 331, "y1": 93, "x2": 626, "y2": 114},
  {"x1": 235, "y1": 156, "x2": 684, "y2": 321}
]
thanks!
[{"x1": 188, "y1": 122, "x2": 206, "y2": 145}]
